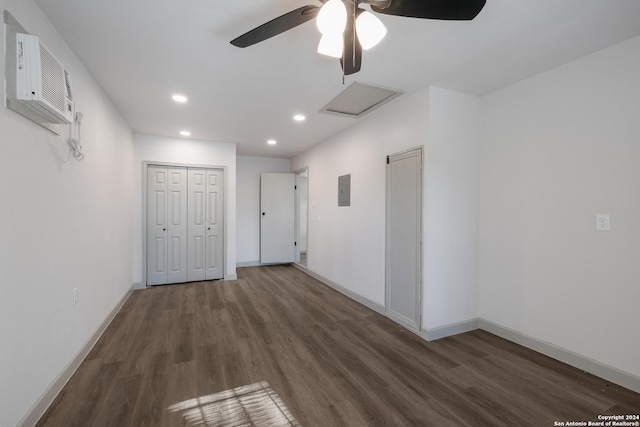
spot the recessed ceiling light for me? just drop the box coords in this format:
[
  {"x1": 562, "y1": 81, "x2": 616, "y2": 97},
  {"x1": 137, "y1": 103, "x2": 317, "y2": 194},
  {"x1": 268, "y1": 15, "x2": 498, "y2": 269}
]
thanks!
[
  {"x1": 293, "y1": 114, "x2": 306, "y2": 122},
  {"x1": 267, "y1": 139, "x2": 277, "y2": 145},
  {"x1": 172, "y1": 94, "x2": 188, "y2": 103},
  {"x1": 180, "y1": 130, "x2": 191, "y2": 136}
]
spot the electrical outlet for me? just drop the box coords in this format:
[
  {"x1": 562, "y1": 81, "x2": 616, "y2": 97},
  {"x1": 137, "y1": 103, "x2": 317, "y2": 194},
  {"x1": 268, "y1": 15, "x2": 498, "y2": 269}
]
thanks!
[
  {"x1": 596, "y1": 214, "x2": 610, "y2": 231},
  {"x1": 73, "y1": 287, "x2": 79, "y2": 305}
]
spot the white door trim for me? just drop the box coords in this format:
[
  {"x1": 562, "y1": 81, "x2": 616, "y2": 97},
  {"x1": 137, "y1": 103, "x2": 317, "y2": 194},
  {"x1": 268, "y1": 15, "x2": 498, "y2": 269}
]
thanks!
[{"x1": 294, "y1": 167, "x2": 310, "y2": 268}]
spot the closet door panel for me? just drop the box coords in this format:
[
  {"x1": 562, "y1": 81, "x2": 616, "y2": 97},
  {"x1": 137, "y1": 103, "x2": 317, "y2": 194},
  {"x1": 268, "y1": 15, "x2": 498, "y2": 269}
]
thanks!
[
  {"x1": 188, "y1": 168, "x2": 207, "y2": 282},
  {"x1": 205, "y1": 169, "x2": 224, "y2": 280},
  {"x1": 167, "y1": 167, "x2": 187, "y2": 283},
  {"x1": 147, "y1": 166, "x2": 168, "y2": 285}
]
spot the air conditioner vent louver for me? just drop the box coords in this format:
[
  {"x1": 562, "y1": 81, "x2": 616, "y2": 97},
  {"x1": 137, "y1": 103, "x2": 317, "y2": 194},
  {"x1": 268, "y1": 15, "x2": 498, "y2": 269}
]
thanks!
[
  {"x1": 64, "y1": 70, "x2": 73, "y2": 101},
  {"x1": 320, "y1": 82, "x2": 403, "y2": 118},
  {"x1": 39, "y1": 43, "x2": 66, "y2": 112},
  {"x1": 16, "y1": 33, "x2": 74, "y2": 124}
]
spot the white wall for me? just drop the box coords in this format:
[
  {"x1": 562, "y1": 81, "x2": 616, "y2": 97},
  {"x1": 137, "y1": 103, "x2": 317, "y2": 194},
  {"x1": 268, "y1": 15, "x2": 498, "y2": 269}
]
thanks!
[
  {"x1": 132, "y1": 133, "x2": 237, "y2": 281},
  {"x1": 292, "y1": 89, "x2": 428, "y2": 307},
  {"x1": 236, "y1": 155, "x2": 290, "y2": 265},
  {"x1": 479, "y1": 35, "x2": 640, "y2": 378},
  {"x1": 426, "y1": 87, "x2": 481, "y2": 329},
  {"x1": 291, "y1": 87, "x2": 481, "y2": 332},
  {"x1": 0, "y1": 2, "x2": 135, "y2": 426}
]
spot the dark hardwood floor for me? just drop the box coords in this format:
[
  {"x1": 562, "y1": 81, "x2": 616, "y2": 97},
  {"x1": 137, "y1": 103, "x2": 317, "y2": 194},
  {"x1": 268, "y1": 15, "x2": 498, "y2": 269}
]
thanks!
[{"x1": 37, "y1": 265, "x2": 640, "y2": 426}]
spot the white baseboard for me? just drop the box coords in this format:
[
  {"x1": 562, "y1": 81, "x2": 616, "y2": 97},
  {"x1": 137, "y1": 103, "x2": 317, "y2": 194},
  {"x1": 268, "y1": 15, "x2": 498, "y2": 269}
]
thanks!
[
  {"x1": 133, "y1": 281, "x2": 146, "y2": 290},
  {"x1": 422, "y1": 318, "x2": 480, "y2": 341},
  {"x1": 236, "y1": 261, "x2": 261, "y2": 267},
  {"x1": 293, "y1": 265, "x2": 640, "y2": 394},
  {"x1": 18, "y1": 287, "x2": 134, "y2": 427},
  {"x1": 236, "y1": 261, "x2": 299, "y2": 268},
  {"x1": 295, "y1": 265, "x2": 385, "y2": 315},
  {"x1": 478, "y1": 319, "x2": 640, "y2": 393},
  {"x1": 224, "y1": 274, "x2": 238, "y2": 280}
]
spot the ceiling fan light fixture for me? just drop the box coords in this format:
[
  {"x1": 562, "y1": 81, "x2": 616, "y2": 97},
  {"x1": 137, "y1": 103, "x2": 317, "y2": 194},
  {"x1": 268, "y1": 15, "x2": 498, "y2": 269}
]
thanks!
[
  {"x1": 355, "y1": 11, "x2": 387, "y2": 50},
  {"x1": 317, "y1": 33, "x2": 344, "y2": 58},
  {"x1": 316, "y1": 0, "x2": 347, "y2": 35},
  {"x1": 230, "y1": 0, "x2": 486, "y2": 75}
]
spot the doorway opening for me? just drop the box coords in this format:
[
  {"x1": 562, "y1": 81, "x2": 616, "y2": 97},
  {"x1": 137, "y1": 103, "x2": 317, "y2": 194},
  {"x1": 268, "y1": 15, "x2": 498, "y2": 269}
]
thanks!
[{"x1": 295, "y1": 169, "x2": 309, "y2": 268}]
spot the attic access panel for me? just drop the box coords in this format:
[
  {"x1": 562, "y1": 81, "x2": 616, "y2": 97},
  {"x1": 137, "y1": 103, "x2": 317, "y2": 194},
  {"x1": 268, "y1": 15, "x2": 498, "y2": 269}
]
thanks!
[{"x1": 320, "y1": 82, "x2": 403, "y2": 118}]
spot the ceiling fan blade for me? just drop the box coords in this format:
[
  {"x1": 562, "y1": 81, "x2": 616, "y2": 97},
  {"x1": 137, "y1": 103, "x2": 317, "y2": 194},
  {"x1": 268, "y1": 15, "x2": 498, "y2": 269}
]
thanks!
[
  {"x1": 371, "y1": 0, "x2": 486, "y2": 20},
  {"x1": 340, "y1": 5, "x2": 362, "y2": 75},
  {"x1": 231, "y1": 5, "x2": 320, "y2": 48}
]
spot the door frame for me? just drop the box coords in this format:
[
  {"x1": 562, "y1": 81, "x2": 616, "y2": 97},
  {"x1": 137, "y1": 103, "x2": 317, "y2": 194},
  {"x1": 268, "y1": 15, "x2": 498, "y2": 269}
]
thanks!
[
  {"x1": 385, "y1": 147, "x2": 424, "y2": 331},
  {"x1": 294, "y1": 167, "x2": 310, "y2": 268},
  {"x1": 141, "y1": 161, "x2": 228, "y2": 286}
]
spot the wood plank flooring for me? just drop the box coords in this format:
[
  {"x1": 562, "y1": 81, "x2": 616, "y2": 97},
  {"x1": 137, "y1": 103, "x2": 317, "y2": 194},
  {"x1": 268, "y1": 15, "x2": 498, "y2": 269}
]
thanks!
[{"x1": 37, "y1": 265, "x2": 640, "y2": 426}]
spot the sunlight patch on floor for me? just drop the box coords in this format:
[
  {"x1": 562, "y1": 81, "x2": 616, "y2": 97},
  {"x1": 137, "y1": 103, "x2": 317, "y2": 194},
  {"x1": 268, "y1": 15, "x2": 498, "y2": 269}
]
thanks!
[{"x1": 167, "y1": 381, "x2": 300, "y2": 426}]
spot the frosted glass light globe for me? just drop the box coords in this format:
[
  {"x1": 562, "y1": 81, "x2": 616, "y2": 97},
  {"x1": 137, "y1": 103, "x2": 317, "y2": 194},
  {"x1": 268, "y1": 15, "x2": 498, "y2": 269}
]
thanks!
[
  {"x1": 317, "y1": 33, "x2": 344, "y2": 58},
  {"x1": 356, "y1": 11, "x2": 387, "y2": 50},
  {"x1": 316, "y1": 0, "x2": 347, "y2": 35}
]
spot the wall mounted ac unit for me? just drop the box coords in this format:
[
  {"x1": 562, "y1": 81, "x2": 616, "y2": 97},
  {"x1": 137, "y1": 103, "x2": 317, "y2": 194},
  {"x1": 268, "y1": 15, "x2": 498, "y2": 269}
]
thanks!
[{"x1": 16, "y1": 33, "x2": 74, "y2": 124}]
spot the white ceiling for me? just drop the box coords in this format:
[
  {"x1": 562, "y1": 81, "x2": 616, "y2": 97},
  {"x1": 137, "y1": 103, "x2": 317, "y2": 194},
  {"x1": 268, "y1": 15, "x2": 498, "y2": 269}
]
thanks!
[{"x1": 34, "y1": 0, "x2": 640, "y2": 158}]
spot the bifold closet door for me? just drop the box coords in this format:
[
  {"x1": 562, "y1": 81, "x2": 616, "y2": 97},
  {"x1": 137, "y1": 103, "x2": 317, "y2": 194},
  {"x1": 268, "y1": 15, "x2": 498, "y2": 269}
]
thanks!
[
  {"x1": 187, "y1": 168, "x2": 224, "y2": 281},
  {"x1": 148, "y1": 165, "x2": 224, "y2": 285},
  {"x1": 147, "y1": 166, "x2": 188, "y2": 286}
]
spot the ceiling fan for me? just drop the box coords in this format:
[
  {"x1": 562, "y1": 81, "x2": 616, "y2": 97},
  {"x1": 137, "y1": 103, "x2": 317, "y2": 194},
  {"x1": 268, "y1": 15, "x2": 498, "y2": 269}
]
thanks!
[{"x1": 230, "y1": 0, "x2": 486, "y2": 75}]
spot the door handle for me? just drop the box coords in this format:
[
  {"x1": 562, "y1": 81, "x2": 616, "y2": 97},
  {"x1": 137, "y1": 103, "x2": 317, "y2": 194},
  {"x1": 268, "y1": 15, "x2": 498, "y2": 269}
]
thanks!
[
  {"x1": 262, "y1": 212, "x2": 266, "y2": 216},
  {"x1": 163, "y1": 228, "x2": 166, "y2": 231},
  {"x1": 208, "y1": 227, "x2": 211, "y2": 230}
]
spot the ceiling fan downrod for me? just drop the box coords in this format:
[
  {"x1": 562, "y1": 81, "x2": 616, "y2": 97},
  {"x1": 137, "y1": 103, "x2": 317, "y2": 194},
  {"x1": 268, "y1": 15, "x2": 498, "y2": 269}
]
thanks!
[{"x1": 350, "y1": 0, "x2": 357, "y2": 70}]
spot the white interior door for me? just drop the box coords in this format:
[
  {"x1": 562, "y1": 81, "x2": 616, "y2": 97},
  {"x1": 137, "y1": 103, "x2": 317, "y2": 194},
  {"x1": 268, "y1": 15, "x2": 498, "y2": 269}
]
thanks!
[
  {"x1": 188, "y1": 168, "x2": 207, "y2": 282},
  {"x1": 167, "y1": 167, "x2": 188, "y2": 283},
  {"x1": 205, "y1": 169, "x2": 224, "y2": 279},
  {"x1": 147, "y1": 166, "x2": 168, "y2": 285},
  {"x1": 261, "y1": 173, "x2": 295, "y2": 264},
  {"x1": 386, "y1": 148, "x2": 423, "y2": 331}
]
